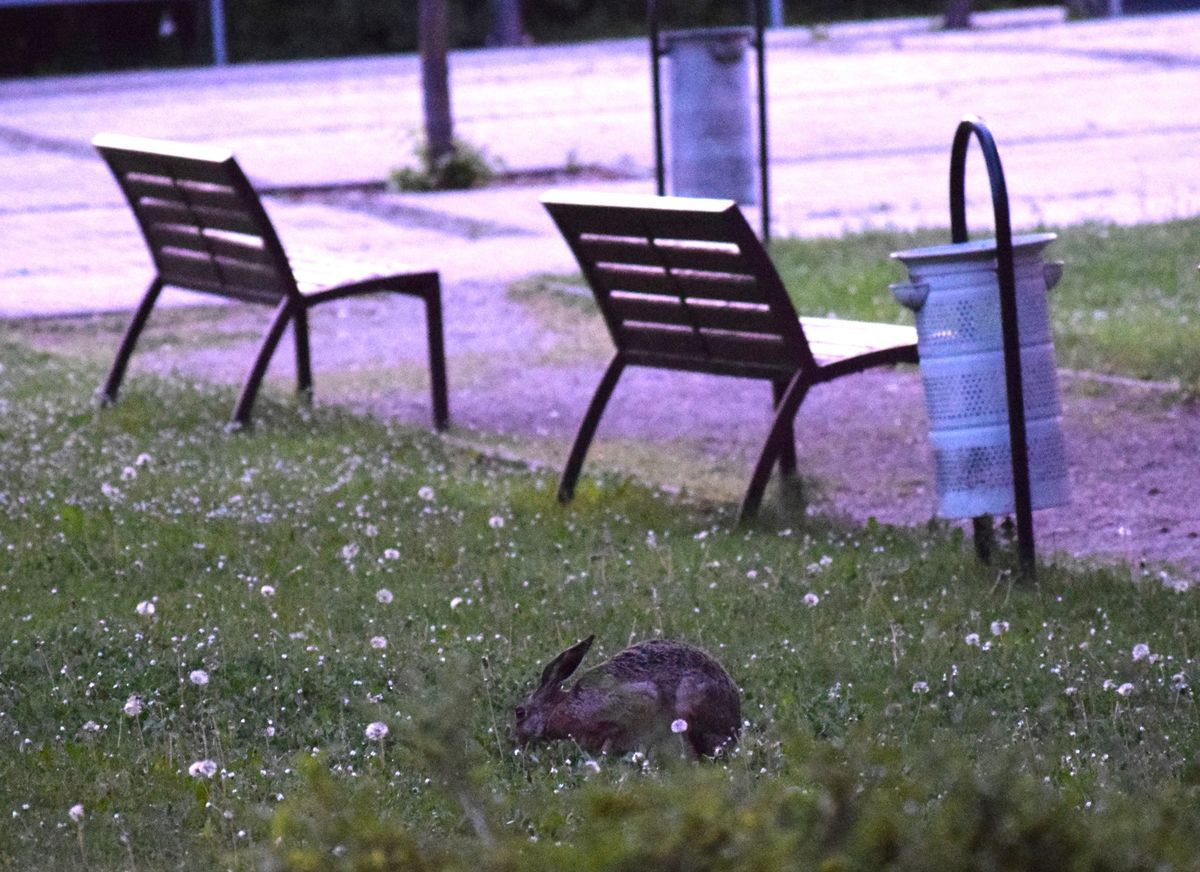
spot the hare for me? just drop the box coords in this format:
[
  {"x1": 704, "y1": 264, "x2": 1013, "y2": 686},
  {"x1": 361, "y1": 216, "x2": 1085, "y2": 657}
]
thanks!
[{"x1": 513, "y1": 635, "x2": 741, "y2": 758}]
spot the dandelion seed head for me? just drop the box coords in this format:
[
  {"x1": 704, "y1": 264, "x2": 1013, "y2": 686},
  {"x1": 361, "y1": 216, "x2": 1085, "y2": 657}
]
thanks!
[
  {"x1": 188, "y1": 759, "x2": 217, "y2": 778},
  {"x1": 189, "y1": 669, "x2": 209, "y2": 687}
]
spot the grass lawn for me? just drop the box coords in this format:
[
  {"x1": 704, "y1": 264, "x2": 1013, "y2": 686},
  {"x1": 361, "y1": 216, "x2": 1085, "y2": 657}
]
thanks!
[{"x1": 0, "y1": 331, "x2": 1197, "y2": 870}]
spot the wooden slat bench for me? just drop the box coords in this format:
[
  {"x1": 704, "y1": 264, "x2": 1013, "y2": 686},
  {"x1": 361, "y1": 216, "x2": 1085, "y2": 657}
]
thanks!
[
  {"x1": 93, "y1": 132, "x2": 448, "y2": 430},
  {"x1": 542, "y1": 189, "x2": 919, "y2": 520}
]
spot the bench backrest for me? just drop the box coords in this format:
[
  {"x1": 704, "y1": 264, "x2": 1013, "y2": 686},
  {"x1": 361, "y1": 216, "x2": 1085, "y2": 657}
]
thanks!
[
  {"x1": 542, "y1": 191, "x2": 814, "y2": 378},
  {"x1": 94, "y1": 133, "x2": 297, "y2": 305}
]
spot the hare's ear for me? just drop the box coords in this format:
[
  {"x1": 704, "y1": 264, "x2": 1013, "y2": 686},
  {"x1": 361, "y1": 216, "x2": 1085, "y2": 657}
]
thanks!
[{"x1": 539, "y1": 635, "x2": 595, "y2": 689}]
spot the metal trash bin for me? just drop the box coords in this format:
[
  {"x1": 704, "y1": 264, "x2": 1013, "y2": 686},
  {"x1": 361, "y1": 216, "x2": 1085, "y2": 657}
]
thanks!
[
  {"x1": 660, "y1": 27, "x2": 756, "y2": 204},
  {"x1": 891, "y1": 234, "x2": 1070, "y2": 518}
]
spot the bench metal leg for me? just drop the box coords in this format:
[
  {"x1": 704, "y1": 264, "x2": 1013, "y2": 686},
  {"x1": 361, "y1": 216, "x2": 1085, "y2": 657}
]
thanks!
[
  {"x1": 740, "y1": 372, "x2": 812, "y2": 520},
  {"x1": 292, "y1": 304, "x2": 313, "y2": 401},
  {"x1": 230, "y1": 299, "x2": 294, "y2": 429},
  {"x1": 421, "y1": 278, "x2": 450, "y2": 431},
  {"x1": 771, "y1": 378, "x2": 798, "y2": 477},
  {"x1": 558, "y1": 354, "x2": 626, "y2": 503},
  {"x1": 97, "y1": 277, "x2": 163, "y2": 406}
]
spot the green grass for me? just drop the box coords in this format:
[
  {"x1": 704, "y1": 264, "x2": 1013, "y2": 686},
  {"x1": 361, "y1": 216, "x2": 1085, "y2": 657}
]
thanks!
[
  {"x1": 0, "y1": 341, "x2": 1197, "y2": 870},
  {"x1": 766, "y1": 218, "x2": 1200, "y2": 392}
]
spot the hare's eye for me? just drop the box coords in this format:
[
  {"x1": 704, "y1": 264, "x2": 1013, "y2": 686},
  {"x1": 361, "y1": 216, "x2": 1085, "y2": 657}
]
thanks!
[{"x1": 515, "y1": 706, "x2": 527, "y2": 720}]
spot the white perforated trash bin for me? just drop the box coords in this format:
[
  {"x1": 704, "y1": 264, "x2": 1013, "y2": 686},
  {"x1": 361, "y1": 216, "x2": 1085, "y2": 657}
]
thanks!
[{"x1": 891, "y1": 233, "x2": 1070, "y2": 518}]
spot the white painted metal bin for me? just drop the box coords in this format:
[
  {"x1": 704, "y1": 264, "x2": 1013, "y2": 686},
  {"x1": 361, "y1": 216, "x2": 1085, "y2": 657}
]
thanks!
[{"x1": 891, "y1": 233, "x2": 1070, "y2": 518}]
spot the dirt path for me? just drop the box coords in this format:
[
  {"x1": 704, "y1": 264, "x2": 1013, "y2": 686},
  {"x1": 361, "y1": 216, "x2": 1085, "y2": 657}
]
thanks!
[{"x1": 18, "y1": 277, "x2": 1199, "y2": 582}]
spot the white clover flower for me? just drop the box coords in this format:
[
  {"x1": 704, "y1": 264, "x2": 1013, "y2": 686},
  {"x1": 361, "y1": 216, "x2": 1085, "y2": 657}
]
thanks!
[
  {"x1": 123, "y1": 695, "x2": 144, "y2": 717},
  {"x1": 803, "y1": 592, "x2": 820, "y2": 607},
  {"x1": 488, "y1": 515, "x2": 505, "y2": 529},
  {"x1": 189, "y1": 669, "x2": 210, "y2": 687},
  {"x1": 375, "y1": 588, "x2": 394, "y2": 605},
  {"x1": 68, "y1": 804, "x2": 84, "y2": 823},
  {"x1": 370, "y1": 636, "x2": 388, "y2": 650},
  {"x1": 341, "y1": 543, "x2": 360, "y2": 561},
  {"x1": 188, "y1": 759, "x2": 218, "y2": 779},
  {"x1": 1102, "y1": 679, "x2": 1117, "y2": 691},
  {"x1": 990, "y1": 620, "x2": 1010, "y2": 637},
  {"x1": 1116, "y1": 682, "x2": 1135, "y2": 697},
  {"x1": 100, "y1": 482, "x2": 121, "y2": 500},
  {"x1": 964, "y1": 633, "x2": 981, "y2": 647},
  {"x1": 259, "y1": 585, "x2": 276, "y2": 598},
  {"x1": 383, "y1": 548, "x2": 400, "y2": 560},
  {"x1": 670, "y1": 718, "x2": 689, "y2": 734},
  {"x1": 1131, "y1": 643, "x2": 1151, "y2": 662},
  {"x1": 120, "y1": 466, "x2": 137, "y2": 481},
  {"x1": 136, "y1": 600, "x2": 155, "y2": 617},
  {"x1": 911, "y1": 681, "x2": 930, "y2": 694},
  {"x1": 82, "y1": 720, "x2": 101, "y2": 733},
  {"x1": 1171, "y1": 673, "x2": 1189, "y2": 692},
  {"x1": 584, "y1": 760, "x2": 601, "y2": 774},
  {"x1": 449, "y1": 596, "x2": 464, "y2": 610},
  {"x1": 364, "y1": 721, "x2": 389, "y2": 741},
  {"x1": 135, "y1": 452, "x2": 153, "y2": 466},
  {"x1": 418, "y1": 486, "x2": 435, "y2": 501}
]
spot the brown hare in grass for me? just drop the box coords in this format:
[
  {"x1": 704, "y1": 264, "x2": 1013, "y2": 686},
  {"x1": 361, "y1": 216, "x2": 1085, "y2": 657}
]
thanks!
[{"x1": 513, "y1": 635, "x2": 741, "y2": 758}]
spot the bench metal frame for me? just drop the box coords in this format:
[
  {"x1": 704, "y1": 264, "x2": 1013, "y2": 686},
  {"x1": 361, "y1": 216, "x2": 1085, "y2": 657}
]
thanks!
[
  {"x1": 543, "y1": 189, "x2": 918, "y2": 520},
  {"x1": 93, "y1": 132, "x2": 448, "y2": 430}
]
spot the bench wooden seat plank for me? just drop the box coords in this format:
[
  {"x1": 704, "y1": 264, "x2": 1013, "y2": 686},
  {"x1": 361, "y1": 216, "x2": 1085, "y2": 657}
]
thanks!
[
  {"x1": 543, "y1": 189, "x2": 917, "y2": 519},
  {"x1": 92, "y1": 132, "x2": 448, "y2": 430}
]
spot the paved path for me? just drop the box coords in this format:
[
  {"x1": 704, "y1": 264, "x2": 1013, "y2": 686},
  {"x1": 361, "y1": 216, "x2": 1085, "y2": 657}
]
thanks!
[{"x1": 4, "y1": 8, "x2": 1200, "y2": 317}]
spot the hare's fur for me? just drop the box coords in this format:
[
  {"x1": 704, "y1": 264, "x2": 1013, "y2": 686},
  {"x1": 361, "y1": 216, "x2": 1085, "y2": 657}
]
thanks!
[{"x1": 513, "y1": 636, "x2": 740, "y2": 757}]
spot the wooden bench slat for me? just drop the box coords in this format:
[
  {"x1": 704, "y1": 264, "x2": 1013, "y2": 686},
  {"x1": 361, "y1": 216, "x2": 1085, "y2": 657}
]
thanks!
[
  {"x1": 105, "y1": 152, "x2": 235, "y2": 187},
  {"x1": 146, "y1": 224, "x2": 273, "y2": 267},
  {"x1": 606, "y1": 292, "x2": 782, "y2": 336},
  {"x1": 138, "y1": 198, "x2": 262, "y2": 236}
]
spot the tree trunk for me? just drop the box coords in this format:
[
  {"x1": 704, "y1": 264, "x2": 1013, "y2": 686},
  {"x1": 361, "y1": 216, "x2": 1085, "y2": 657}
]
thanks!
[
  {"x1": 944, "y1": 0, "x2": 972, "y2": 29},
  {"x1": 419, "y1": 0, "x2": 453, "y2": 162},
  {"x1": 487, "y1": 0, "x2": 524, "y2": 47}
]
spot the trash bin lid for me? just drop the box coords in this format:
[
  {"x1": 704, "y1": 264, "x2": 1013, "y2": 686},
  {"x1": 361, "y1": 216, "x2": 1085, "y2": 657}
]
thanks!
[{"x1": 891, "y1": 232, "x2": 1056, "y2": 267}]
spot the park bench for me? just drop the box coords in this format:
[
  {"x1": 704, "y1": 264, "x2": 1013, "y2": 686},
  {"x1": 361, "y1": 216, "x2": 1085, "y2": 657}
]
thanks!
[
  {"x1": 542, "y1": 189, "x2": 919, "y2": 520},
  {"x1": 93, "y1": 132, "x2": 448, "y2": 430}
]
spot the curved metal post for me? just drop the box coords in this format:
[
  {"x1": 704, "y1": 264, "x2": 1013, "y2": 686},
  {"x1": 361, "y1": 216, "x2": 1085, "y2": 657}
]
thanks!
[{"x1": 948, "y1": 115, "x2": 1036, "y2": 579}]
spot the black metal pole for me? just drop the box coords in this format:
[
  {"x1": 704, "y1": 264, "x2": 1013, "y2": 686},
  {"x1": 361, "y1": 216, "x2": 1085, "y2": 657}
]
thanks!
[
  {"x1": 648, "y1": 0, "x2": 666, "y2": 196},
  {"x1": 948, "y1": 116, "x2": 1037, "y2": 579},
  {"x1": 753, "y1": 0, "x2": 770, "y2": 243}
]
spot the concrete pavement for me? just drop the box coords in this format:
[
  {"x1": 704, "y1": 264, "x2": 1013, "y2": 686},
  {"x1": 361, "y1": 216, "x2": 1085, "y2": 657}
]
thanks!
[{"x1": 3, "y1": 7, "x2": 1200, "y2": 318}]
